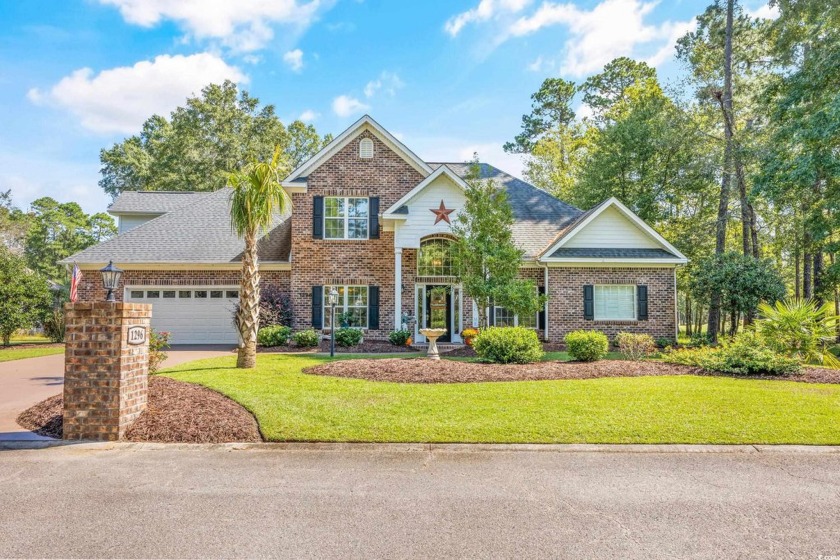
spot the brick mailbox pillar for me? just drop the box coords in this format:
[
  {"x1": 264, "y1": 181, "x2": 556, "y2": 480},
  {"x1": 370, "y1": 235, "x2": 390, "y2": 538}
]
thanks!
[{"x1": 63, "y1": 302, "x2": 152, "y2": 441}]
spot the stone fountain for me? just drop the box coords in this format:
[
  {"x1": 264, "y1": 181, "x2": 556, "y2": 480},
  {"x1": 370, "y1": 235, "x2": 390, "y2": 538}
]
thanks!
[{"x1": 419, "y1": 328, "x2": 448, "y2": 360}]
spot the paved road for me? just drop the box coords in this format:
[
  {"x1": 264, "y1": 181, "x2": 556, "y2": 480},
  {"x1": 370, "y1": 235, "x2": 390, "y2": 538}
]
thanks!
[
  {"x1": 1, "y1": 444, "x2": 839, "y2": 559},
  {"x1": 0, "y1": 345, "x2": 235, "y2": 439}
]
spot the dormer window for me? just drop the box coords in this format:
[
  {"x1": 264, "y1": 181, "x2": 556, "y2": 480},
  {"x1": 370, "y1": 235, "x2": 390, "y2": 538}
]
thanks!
[{"x1": 359, "y1": 138, "x2": 374, "y2": 159}]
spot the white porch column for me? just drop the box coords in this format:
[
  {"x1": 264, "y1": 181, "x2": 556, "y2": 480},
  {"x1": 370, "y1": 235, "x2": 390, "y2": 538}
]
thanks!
[{"x1": 394, "y1": 248, "x2": 403, "y2": 330}]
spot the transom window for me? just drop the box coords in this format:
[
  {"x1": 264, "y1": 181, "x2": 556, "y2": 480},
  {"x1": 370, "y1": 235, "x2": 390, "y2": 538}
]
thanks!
[
  {"x1": 325, "y1": 197, "x2": 369, "y2": 239},
  {"x1": 417, "y1": 238, "x2": 456, "y2": 277},
  {"x1": 594, "y1": 285, "x2": 636, "y2": 321},
  {"x1": 323, "y1": 285, "x2": 369, "y2": 328}
]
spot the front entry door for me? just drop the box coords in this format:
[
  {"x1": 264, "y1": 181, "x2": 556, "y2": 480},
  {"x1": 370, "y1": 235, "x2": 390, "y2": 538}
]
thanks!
[{"x1": 425, "y1": 285, "x2": 452, "y2": 342}]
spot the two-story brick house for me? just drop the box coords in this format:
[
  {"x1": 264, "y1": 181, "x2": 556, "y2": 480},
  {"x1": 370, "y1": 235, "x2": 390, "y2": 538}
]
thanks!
[{"x1": 64, "y1": 115, "x2": 687, "y2": 345}]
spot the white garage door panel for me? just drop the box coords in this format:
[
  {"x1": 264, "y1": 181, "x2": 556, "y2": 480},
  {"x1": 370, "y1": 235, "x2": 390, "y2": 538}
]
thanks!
[{"x1": 126, "y1": 286, "x2": 239, "y2": 344}]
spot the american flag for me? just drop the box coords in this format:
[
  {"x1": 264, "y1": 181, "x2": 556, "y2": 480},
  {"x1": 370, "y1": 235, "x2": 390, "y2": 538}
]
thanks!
[{"x1": 69, "y1": 263, "x2": 82, "y2": 302}]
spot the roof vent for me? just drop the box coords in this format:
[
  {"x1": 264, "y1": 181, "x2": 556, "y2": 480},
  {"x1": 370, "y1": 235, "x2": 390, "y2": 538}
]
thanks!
[{"x1": 359, "y1": 138, "x2": 374, "y2": 159}]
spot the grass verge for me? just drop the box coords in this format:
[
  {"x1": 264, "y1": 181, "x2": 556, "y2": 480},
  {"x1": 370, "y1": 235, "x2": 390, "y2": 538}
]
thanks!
[{"x1": 0, "y1": 345, "x2": 64, "y2": 362}]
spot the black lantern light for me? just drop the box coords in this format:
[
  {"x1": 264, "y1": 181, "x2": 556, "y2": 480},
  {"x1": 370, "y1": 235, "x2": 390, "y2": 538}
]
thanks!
[
  {"x1": 328, "y1": 287, "x2": 339, "y2": 357},
  {"x1": 100, "y1": 260, "x2": 123, "y2": 302}
]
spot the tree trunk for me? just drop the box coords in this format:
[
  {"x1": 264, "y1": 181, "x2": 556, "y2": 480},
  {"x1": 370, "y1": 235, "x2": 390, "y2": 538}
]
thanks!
[
  {"x1": 685, "y1": 295, "x2": 693, "y2": 337},
  {"x1": 803, "y1": 248, "x2": 812, "y2": 300},
  {"x1": 813, "y1": 251, "x2": 823, "y2": 305},
  {"x1": 708, "y1": 0, "x2": 735, "y2": 343},
  {"x1": 236, "y1": 228, "x2": 261, "y2": 369},
  {"x1": 794, "y1": 242, "x2": 801, "y2": 300},
  {"x1": 696, "y1": 306, "x2": 704, "y2": 336}
]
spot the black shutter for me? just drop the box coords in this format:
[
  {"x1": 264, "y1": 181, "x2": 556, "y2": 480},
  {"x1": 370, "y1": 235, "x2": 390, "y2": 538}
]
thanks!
[
  {"x1": 369, "y1": 197, "x2": 380, "y2": 239},
  {"x1": 538, "y1": 286, "x2": 546, "y2": 330},
  {"x1": 368, "y1": 286, "x2": 380, "y2": 330},
  {"x1": 583, "y1": 285, "x2": 594, "y2": 320},
  {"x1": 312, "y1": 196, "x2": 324, "y2": 239},
  {"x1": 637, "y1": 285, "x2": 648, "y2": 321},
  {"x1": 312, "y1": 286, "x2": 323, "y2": 328}
]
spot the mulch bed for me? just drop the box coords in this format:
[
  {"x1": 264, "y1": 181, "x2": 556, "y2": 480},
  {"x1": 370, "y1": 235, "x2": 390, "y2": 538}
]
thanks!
[
  {"x1": 16, "y1": 376, "x2": 262, "y2": 442},
  {"x1": 259, "y1": 339, "x2": 415, "y2": 354},
  {"x1": 304, "y1": 358, "x2": 840, "y2": 385}
]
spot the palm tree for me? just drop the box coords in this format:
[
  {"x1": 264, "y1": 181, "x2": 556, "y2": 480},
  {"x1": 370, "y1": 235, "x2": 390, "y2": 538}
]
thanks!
[{"x1": 227, "y1": 148, "x2": 290, "y2": 368}]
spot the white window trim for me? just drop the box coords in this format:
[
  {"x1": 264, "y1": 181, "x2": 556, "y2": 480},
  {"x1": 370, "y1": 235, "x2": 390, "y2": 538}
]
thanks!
[
  {"x1": 593, "y1": 284, "x2": 637, "y2": 321},
  {"x1": 324, "y1": 196, "x2": 370, "y2": 240},
  {"x1": 492, "y1": 306, "x2": 539, "y2": 329},
  {"x1": 323, "y1": 285, "x2": 369, "y2": 329}
]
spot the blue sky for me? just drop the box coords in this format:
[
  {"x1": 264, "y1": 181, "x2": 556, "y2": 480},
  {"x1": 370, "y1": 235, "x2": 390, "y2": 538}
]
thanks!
[{"x1": 0, "y1": 0, "x2": 776, "y2": 215}]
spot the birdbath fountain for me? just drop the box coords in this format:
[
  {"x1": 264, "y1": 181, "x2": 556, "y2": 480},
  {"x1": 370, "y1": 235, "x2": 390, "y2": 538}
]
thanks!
[{"x1": 419, "y1": 328, "x2": 448, "y2": 360}]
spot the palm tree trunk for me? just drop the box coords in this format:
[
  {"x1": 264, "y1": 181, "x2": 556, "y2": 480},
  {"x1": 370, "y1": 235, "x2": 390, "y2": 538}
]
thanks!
[{"x1": 236, "y1": 227, "x2": 261, "y2": 369}]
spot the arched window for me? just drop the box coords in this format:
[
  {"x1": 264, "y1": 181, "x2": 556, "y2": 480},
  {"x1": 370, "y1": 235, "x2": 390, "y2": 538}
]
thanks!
[
  {"x1": 417, "y1": 238, "x2": 456, "y2": 277},
  {"x1": 359, "y1": 138, "x2": 374, "y2": 159}
]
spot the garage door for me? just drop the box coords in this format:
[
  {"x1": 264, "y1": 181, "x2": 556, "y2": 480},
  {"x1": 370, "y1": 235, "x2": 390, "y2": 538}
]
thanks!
[{"x1": 125, "y1": 286, "x2": 240, "y2": 344}]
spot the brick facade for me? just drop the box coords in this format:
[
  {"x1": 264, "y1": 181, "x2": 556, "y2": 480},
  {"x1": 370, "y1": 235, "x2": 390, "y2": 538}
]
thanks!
[
  {"x1": 547, "y1": 266, "x2": 677, "y2": 342},
  {"x1": 63, "y1": 302, "x2": 151, "y2": 441},
  {"x1": 289, "y1": 130, "x2": 425, "y2": 338},
  {"x1": 77, "y1": 269, "x2": 291, "y2": 303}
]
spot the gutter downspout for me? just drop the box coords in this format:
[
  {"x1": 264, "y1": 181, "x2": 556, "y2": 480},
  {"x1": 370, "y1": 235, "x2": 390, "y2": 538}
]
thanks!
[{"x1": 538, "y1": 260, "x2": 550, "y2": 342}]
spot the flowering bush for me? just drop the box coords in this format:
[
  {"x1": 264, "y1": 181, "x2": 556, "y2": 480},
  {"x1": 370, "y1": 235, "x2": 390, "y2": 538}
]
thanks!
[{"x1": 148, "y1": 329, "x2": 171, "y2": 375}]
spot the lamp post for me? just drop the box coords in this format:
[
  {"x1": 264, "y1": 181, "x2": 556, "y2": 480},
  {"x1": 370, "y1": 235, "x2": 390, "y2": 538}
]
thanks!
[
  {"x1": 99, "y1": 261, "x2": 123, "y2": 302},
  {"x1": 328, "y1": 287, "x2": 339, "y2": 357}
]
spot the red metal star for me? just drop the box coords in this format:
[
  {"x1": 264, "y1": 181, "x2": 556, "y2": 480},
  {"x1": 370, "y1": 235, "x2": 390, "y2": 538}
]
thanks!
[{"x1": 430, "y1": 200, "x2": 454, "y2": 225}]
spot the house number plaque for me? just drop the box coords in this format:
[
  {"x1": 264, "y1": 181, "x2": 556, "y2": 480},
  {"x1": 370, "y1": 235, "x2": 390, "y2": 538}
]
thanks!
[{"x1": 127, "y1": 326, "x2": 147, "y2": 345}]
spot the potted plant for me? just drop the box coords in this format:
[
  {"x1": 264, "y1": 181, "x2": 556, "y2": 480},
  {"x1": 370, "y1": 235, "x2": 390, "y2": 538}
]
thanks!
[{"x1": 461, "y1": 327, "x2": 479, "y2": 346}]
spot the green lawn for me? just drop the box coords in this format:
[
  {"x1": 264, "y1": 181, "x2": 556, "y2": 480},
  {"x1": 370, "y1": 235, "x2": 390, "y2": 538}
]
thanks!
[
  {"x1": 163, "y1": 353, "x2": 840, "y2": 444},
  {"x1": 0, "y1": 345, "x2": 64, "y2": 362}
]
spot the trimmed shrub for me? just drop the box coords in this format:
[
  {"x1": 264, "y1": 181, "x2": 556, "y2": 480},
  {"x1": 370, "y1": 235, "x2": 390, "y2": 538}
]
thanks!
[
  {"x1": 148, "y1": 329, "x2": 171, "y2": 375},
  {"x1": 388, "y1": 329, "x2": 412, "y2": 346},
  {"x1": 616, "y1": 332, "x2": 656, "y2": 361},
  {"x1": 665, "y1": 331, "x2": 800, "y2": 375},
  {"x1": 564, "y1": 330, "x2": 608, "y2": 362},
  {"x1": 292, "y1": 328, "x2": 320, "y2": 348},
  {"x1": 473, "y1": 326, "x2": 544, "y2": 364},
  {"x1": 335, "y1": 327, "x2": 363, "y2": 347},
  {"x1": 257, "y1": 325, "x2": 292, "y2": 347}
]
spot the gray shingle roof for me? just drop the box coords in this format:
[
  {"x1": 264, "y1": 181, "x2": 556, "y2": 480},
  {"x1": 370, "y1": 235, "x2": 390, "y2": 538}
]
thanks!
[
  {"x1": 63, "y1": 188, "x2": 290, "y2": 264},
  {"x1": 547, "y1": 248, "x2": 678, "y2": 259},
  {"x1": 107, "y1": 191, "x2": 201, "y2": 214},
  {"x1": 429, "y1": 162, "x2": 583, "y2": 259}
]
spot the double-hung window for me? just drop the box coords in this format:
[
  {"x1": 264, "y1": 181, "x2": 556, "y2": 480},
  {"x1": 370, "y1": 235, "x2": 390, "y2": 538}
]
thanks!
[
  {"x1": 593, "y1": 285, "x2": 636, "y2": 320},
  {"x1": 493, "y1": 306, "x2": 538, "y2": 329},
  {"x1": 323, "y1": 285, "x2": 369, "y2": 328},
  {"x1": 324, "y1": 197, "x2": 369, "y2": 239}
]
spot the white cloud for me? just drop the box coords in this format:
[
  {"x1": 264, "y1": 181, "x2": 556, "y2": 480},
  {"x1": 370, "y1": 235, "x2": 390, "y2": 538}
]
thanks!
[
  {"x1": 363, "y1": 71, "x2": 404, "y2": 98},
  {"x1": 298, "y1": 109, "x2": 319, "y2": 122},
  {"x1": 526, "y1": 55, "x2": 545, "y2": 72},
  {"x1": 444, "y1": 0, "x2": 532, "y2": 37},
  {"x1": 28, "y1": 53, "x2": 247, "y2": 134},
  {"x1": 99, "y1": 0, "x2": 325, "y2": 52},
  {"x1": 283, "y1": 48, "x2": 304, "y2": 71},
  {"x1": 507, "y1": 0, "x2": 694, "y2": 75},
  {"x1": 332, "y1": 95, "x2": 370, "y2": 117},
  {"x1": 747, "y1": 2, "x2": 779, "y2": 20},
  {"x1": 450, "y1": 0, "x2": 694, "y2": 75}
]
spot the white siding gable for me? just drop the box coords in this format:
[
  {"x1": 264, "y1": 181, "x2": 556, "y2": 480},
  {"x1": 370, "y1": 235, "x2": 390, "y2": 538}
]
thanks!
[
  {"x1": 565, "y1": 206, "x2": 659, "y2": 249},
  {"x1": 393, "y1": 175, "x2": 465, "y2": 249}
]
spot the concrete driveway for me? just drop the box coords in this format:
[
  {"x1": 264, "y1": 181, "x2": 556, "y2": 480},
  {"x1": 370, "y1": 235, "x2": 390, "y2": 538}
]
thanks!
[
  {"x1": 0, "y1": 345, "x2": 235, "y2": 440},
  {"x1": 0, "y1": 444, "x2": 838, "y2": 559}
]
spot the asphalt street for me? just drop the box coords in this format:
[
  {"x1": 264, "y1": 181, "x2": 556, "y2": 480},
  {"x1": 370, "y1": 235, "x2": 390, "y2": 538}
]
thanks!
[{"x1": 1, "y1": 443, "x2": 839, "y2": 559}]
